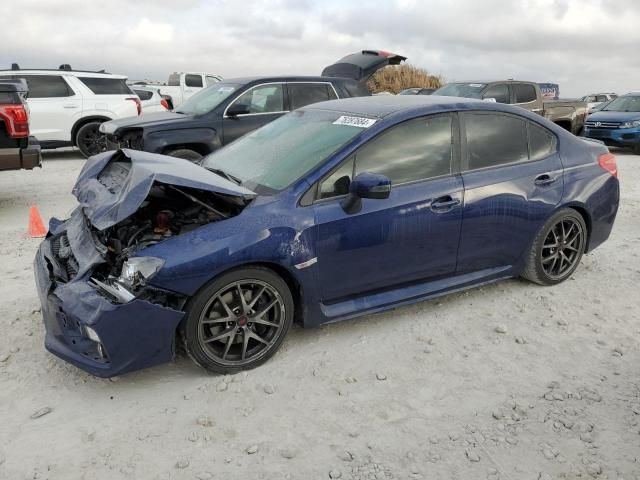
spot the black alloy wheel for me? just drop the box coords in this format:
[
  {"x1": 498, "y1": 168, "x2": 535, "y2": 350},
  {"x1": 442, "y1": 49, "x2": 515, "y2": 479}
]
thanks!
[
  {"x1": 181, "y1": 268, "x2": 293, "y2": 374},
  {"x1": 76, "y1": 121, "x2": 107, "y2": 158},
  {"x1": 522, "y1": 208, "x2": 587, "y2": 285}
]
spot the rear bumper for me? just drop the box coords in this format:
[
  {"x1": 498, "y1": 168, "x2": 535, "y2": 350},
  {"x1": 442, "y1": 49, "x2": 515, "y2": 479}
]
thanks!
[
  {"x1": 34, "y1": 223, "x2": 184, "y2": 378},
  {"x1": 583, "y1": 127, "x2": 640, "y2": 148},
  {"x1": 0, "y1": 136, "x2": 42, "y2": 171}
]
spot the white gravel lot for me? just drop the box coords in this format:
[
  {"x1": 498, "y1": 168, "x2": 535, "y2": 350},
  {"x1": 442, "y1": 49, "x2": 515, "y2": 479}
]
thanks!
[{"x1": 0, "y1": 149, "x2": 638, "y2": 480}]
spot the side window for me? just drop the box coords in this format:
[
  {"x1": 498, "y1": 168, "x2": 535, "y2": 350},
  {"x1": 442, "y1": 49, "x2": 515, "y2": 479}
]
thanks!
[
  {"x1": 205, "y1": 76, "x2": 219, "y2": 86},
  {"x1": 465, "y1": 113, "x2": 528, "y2": 170},
  {"x1": 483, "y1": 84, "x2": 510, "y2": 104},
  {"x1": 596, "y1": 95, "x2": 607, "y2": 103},
  {"x1": 355, "y1": 115, "x2": 453, "y2": 184},
  {"x1": 319, "y1": 157, "x2": 354, "y2": 199},
  {"x1": 17, "y1": 75, "x2": 71, "y2": 98},
  {"x1": 289, "y1": 83, "x2": 335, "y2": 110},
  {"x1": 78, "y1": 77, "x2": 132, "y2": 95},
  {"x1": 134, "y1": 89, "x2": 153, "y2": 101},
  {"x1": 513, "y1": 84, "x2": 537, "y2": 103},
  {"x1": 231, "y1": 84, "x2": 285, "y2": 114},
  {"x1": 587, "y1": 96, "x2": 597, "y2": 102},
  {"x1": 528, "y1": 122, "x2": 556, "y2": 161},
  {"x1": 185, "y1": 74, "x2": 203, "y2": 88}
]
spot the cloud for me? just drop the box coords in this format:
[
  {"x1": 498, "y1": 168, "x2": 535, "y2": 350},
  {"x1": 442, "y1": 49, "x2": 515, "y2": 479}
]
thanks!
[{"x1": 0, "y1": 0, "x2": 637, "y2": 96}]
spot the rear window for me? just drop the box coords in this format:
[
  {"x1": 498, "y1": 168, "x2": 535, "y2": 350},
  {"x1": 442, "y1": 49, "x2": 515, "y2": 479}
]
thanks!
[
  {"x1": 14, "y1": 75, "x2": 72, "y2": 98},
  {"x1": 134, "y1": 89, "x2": 153, "y2": 101},
  {"x1": 79, "y1": 77, "x2": 133, "y2": 95},
  {"x1": 513, "y1": 84, "x2": 537, "y2": 103},
  {"x1": 528, "y1": 123, "x2": 556, "y2": 161},
  {"x1": 289, "y1": 83, "x2": 337, "y2": 110},
  {"x1": 465, "y1": 113, "x2": 528, "y2": 170},
  {"x1": 185, "y1": 74, "x2": 203, "y2": 88},
  {"x1": 168, "y1": 74, "x2": 180, "y2": 86}
]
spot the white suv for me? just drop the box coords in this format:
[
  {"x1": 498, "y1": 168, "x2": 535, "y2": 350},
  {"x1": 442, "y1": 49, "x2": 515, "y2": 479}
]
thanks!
[{"x1": 0, "y1": 65, "x2": 141, "y2": 157}]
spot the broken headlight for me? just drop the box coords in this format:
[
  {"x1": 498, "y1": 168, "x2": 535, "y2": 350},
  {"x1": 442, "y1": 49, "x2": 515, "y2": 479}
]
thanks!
[{"x1": 119, "y1": 257, "x2": 165, "y2": 288}]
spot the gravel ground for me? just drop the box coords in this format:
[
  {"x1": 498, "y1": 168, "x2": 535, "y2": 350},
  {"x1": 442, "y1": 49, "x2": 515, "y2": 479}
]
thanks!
[{"x1": 0, "y1": 148, "x2": 638, "y2": 480}]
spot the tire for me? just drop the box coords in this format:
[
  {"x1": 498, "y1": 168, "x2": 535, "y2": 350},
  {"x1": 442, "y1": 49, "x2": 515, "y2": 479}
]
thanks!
[
  {"x1": 76, "y1": 121, "x2": 107, "y2": 158},
  {"x1": 180, "y1": 267, "x2": 294, "y2": 374},
  {"x1": 165, "y1": 148, "x2": 203, "y2": 162},
  {"x1": 521, "y1": 208, "x2": 587, "y2": 286}
]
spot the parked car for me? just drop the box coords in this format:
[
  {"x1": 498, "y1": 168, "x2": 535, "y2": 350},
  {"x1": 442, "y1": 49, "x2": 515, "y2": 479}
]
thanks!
[
  {"x1": 580, "y1": 93, "x2": 618, "y2": 113},
  {"x1": 100, "y1": 50, "x2": 407, "y2": 161},
  {"x1": 433, "y1": 80, "x2": 588, "y2": 134},
  {"x1": 34, "y1": 95, "x2": 619, "y2": 377},
  {"x1": 583, "y1": 93, "x2": 640, "y2": 154},
  {"x1": 0, "y1": 64, "x2": 141, "y2": 157},
  {"x1": 133, "y1": 72, "x2": 223, "y2": 109},
  {"x1": 0, "y1": 78, "x2": 41, "y2": 171},
  {"x1": 131, "y1": 86, "x2": 170, "y2": 113},
  {"x1": 399, "y1": 88, "x2": 436, "y2": 95}
]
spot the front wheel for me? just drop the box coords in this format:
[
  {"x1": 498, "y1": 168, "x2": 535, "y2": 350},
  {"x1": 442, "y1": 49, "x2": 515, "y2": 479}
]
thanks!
[
  {"x1": 521, "y1": 209, "x2": 587, "y2": 286},
  {"x1": 76, "y1": 121, "x2": 107, "y2": 158},
  {"x1": 180, "y1": 267, "x2": 294, "y2": 374}
]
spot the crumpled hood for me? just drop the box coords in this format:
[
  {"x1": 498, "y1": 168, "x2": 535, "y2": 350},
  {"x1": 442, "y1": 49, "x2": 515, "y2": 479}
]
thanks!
[
  {"x1": 99, "y1": 111, "x2": 193, "y2": 135},
  {"x1": 72, "y1": 149, "x2": 255, "y2": 230},
  {"x1": 587, "y1": 111, "x2": 640, "y2": 123}
]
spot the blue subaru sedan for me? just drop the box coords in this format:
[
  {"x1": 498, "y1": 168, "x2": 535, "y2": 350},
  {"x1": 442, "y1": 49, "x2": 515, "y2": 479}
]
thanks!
[{"x1": 34, "y1": 96, "x2": 620, "y2": 377}]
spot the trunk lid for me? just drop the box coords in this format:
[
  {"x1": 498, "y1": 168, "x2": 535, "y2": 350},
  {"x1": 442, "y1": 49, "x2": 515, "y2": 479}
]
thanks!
[
  {"x1": 321, "y1": 50, "x2": 407, "y2": 82},
  {"x1": 72, "y1": 149, "x2": 255, "y2": 230}
]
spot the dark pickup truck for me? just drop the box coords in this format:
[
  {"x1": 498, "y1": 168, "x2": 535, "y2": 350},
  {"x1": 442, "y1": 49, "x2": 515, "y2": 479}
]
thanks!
[
  {"x1": 0, "y1": 79, "x2": 41, "y2": 171},
  {"x1": 433, "y1": 80, "x2": 588, "y2": 135},
  {"x1": 100, "y1": 50, "x2": 406, "y2": 160}
]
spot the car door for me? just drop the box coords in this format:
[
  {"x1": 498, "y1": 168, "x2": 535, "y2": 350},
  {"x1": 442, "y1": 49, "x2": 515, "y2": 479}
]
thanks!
[
  {"x1": 312, "y1": 113, "x2": 463, "y2": 302},
  {"x1": 222, "y1": 83, "x2": 288, "y2": 145},
  {"x1": 457, "y1": 111, "x2": 563, "y2": 274},
  {"x1": 482, "y1": 83, "x2": 510, "y2": 104},
  {"x1": 14, "y1": 74, "x2": 80, "y2": 142}
]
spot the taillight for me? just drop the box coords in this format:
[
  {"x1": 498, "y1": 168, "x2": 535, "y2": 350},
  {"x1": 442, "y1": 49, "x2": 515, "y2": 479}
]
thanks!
[
  {"x1": 0, "y1": 103, "x2": 29, "y2": 138},
  {"x1": 598, "y1": 152, "x2": 617, "y2": 177},
  {"x1": 160, "y1": 98, "x2": 170, "y2": 110},
  {"x1": 126, "y1": 97, "x2": 142, "y2": 115}
]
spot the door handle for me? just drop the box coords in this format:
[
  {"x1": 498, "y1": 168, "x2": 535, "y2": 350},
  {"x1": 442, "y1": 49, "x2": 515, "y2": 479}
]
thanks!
[
  {"x1": 534, "y1": 173, "x2": 558, "y2": 186},
  {"x1": 431, "y1": 195, "x2": 460, "y2": 212}
]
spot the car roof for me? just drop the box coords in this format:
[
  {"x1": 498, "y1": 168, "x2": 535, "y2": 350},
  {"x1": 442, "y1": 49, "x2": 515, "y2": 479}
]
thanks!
[
  {"x1": 220, "y1": 76, "x2": 352, "y2": 84},
  {"x1": 0, "y1": 69, "x2": 127, "y2": 79},
  {"x1": 303, "y1": 95, "x2": 485, "y2": 118}
]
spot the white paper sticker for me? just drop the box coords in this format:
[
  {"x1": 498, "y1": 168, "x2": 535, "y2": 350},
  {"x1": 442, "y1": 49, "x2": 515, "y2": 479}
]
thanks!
[
  {"x1": 218, "y1": 86, "x2": 235, "y2": 92},
  {"x1": 333, "y1": 116, "x2": 377, "y2": 128},
  {"x1": 468, "y1": 83, "x2": 484, "y2": 87}
]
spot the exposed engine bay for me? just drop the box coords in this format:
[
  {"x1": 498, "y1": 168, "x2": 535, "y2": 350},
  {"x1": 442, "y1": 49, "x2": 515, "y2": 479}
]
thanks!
[{"x1": 92, "y1": 181, "x2": 246, "y2": 280}]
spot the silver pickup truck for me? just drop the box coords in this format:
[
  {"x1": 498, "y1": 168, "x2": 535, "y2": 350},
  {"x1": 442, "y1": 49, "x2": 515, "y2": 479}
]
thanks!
[{"x1": 433, "y1": 80, "x2": 588, "y2": 135}]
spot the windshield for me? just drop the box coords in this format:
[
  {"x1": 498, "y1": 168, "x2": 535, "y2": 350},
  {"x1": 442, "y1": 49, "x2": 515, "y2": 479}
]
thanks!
[
  {"x1": 176, "y1": 83, "x2": 241, "y2": 115},
  {"x1": 602, "y1": 95, "x2": 640, "y2": 113},
  {"x1": 433, "y1": 83, "x2": 486, "y2": 98},
  {"x1": 202, "y1": 109, "x2": 372, "y2": 193}
]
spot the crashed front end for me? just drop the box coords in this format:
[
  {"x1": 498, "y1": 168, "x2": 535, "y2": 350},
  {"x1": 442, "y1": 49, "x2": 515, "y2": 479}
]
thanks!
[{"x1": 33, "y1": 149, "x2": 254, "y2": 377}]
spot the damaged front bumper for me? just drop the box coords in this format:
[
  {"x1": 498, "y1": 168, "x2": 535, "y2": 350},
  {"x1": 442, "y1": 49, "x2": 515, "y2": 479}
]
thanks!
[{"x1": 33, "y1": 211, "x2": 184, "y2": 378}]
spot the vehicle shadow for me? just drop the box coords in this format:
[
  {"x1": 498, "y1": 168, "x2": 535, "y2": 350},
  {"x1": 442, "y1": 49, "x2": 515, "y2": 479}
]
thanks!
[{"x1": 41, "y1": 148, "x2": 85, "y2": 161}]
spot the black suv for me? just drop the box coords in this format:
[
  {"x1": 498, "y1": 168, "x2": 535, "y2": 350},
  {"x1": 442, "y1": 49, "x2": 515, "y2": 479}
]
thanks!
[
  {"x1": 100, "y1": 50, "x2": 406, "y2": 161},
  {"x1": 0, "y1": 79, "x2": 41, "y2": 171}
]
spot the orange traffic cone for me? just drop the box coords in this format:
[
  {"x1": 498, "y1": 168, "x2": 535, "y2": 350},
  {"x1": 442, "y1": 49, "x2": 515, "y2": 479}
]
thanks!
[{"x1": 28, "y1": 205, "x2": 47, "y2": 238}]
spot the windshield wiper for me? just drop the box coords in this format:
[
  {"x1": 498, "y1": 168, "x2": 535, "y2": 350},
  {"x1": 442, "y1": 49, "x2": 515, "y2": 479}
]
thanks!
[{"x1": 205, "y1": 167, "x2": 242, "y2": 185}]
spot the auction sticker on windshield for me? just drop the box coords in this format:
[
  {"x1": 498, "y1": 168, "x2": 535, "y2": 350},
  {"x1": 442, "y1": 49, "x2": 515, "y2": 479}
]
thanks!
[
  {"x1": 333, "y1": 116, "x2": 377, "y2": 128},
  {"x1": 218, "y1": 86, "x2": 235, "y2": 92}
]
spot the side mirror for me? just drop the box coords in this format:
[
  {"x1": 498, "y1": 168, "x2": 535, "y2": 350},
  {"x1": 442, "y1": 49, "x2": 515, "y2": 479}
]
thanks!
[
  {"x1": 227, "y1": 104, "x2": 250, "y2": 117},
  {"x1": 341, "y1": 172, "x2": 391, "y2": 214}
]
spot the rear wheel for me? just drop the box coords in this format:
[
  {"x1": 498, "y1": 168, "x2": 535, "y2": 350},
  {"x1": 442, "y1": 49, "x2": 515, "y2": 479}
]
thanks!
[
  {"x1": 76, "y1": 121, "x2": 107, "y2": 158},
  {"x1": 165, "y1": 148, "x2": 203, "y2": 162},
  {"x1": 180, "y1": 267, "x2": 294, "y2": 374},
  {"x1": 521, "y1": 208, "x2": 587, "y2": 286}
]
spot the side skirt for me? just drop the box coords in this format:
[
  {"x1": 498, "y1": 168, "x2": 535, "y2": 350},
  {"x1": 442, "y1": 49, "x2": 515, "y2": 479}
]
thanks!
[{"x1": 318, "y1": 266, "x2": 514, "y2": 325}]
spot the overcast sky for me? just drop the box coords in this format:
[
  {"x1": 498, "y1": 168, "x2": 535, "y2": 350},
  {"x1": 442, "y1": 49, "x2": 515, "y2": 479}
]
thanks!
[{"x1": 1, "y1": 0, "x2": 638, "y2": 97}]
